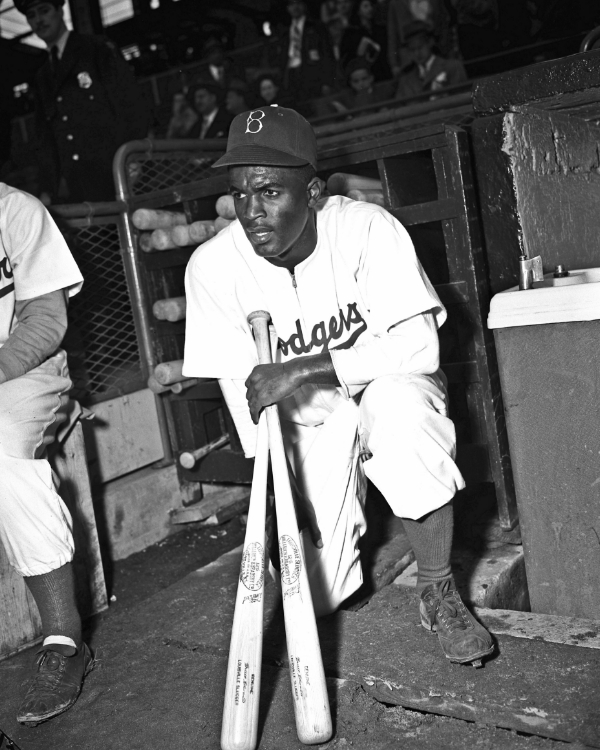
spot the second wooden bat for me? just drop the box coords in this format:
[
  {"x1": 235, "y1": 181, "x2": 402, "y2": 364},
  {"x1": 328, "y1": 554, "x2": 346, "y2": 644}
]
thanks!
[
  {"x1": 247, "y1": 310, "x2": 333, "y2": 746},
  {"x1": 221, "y1": 367, "x2": 270, "y2": 747}
]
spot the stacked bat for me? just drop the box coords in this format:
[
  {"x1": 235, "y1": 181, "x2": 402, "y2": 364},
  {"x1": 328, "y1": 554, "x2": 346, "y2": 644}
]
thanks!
[
  {"x1": 147, "y1": 359, "x2": 230, "y2": 469},
  {"x1": 147, "y1": 358, "x2": 198, "y2": 396},
  {"x1": 326, "y1": 172, "x2": 386, "y2": 207},
  {"x1": 132, "y1": 194, "x2": 237, "y2": 253},
  {"x1": 221, "y1": 311, "x2": 332, "y2": 750}
]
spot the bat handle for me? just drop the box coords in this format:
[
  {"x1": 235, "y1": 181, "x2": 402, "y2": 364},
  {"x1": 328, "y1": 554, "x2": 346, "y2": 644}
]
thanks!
[{"x1": 247, "y1": 311, "x2": 273, "y2": 366}]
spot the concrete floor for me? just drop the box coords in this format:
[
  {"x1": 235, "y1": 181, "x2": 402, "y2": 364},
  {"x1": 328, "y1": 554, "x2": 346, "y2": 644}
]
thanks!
[{"x1": 0, "y1": 490, "x2": 598, "y2": 750}]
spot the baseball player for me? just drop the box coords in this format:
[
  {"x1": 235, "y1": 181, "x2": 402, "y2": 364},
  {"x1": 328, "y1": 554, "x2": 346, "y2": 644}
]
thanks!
[
  {"x1": 183, "y1": 106, "x2": 494, "y2": 666},
  {"x1": 0, "y1": 182, "x2": 91, "y2": 726}
]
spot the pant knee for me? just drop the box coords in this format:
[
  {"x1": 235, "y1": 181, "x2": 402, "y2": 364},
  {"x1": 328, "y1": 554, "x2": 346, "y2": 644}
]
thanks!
[{"x1": 360, "y1": 374, "x2": 445, "y2": 433}]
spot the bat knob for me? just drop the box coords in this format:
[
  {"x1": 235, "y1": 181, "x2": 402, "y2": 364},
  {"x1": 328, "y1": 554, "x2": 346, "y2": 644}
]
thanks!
[{"x1": 247, "y1": 310, "x2": 271, "y2": 326}]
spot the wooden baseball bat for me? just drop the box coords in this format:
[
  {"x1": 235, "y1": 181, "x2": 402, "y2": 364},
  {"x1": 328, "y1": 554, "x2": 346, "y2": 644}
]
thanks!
[
  {"x1": 214, "y1": 216, "x2": 233, "y2": 233},
  {"x1": 221, "y1": 413, "x2": 269, "y2": 750},
  {"x1": 153, "y1": 359, "x2": 184, "y2": 385},
  {"x1": 179, "y1": 434, "x2": 230, "y2": 470},
  {"x1": 247, "y1": 311, "x2": 332, "y2": 746},
  {"x1": 216, "y1": 194, "x2": 236, "y2": 220},
  {"x1": 152, "y1": 296, "x2": 187, "y2": 322},
  {"x1": 131, "y1": 208, "x2": 188, "y2": 230},
  {"x1": 346, "y1": 188, "x2": 386, "y2": 206},
  {"x1": 326, "y1": 172, "x2": 382, "y2": 196}
]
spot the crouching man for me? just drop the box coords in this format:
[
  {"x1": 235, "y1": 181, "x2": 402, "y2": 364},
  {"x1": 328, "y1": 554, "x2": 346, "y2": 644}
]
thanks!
[{"x1": 182, "y1": 106, "x2": 494, "y2": 666}]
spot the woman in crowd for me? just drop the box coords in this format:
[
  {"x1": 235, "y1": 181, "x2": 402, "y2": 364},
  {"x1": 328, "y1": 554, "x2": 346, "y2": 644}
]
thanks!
[
  {"x1": 350, "y1": 0, "x2": 391, "y2": 79},
  {"x1": 255, "y1": 74, "x2": 293, "y2": 108}
]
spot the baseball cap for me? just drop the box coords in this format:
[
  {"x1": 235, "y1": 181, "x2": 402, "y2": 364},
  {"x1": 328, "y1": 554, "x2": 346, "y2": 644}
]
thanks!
[
  {"x1": 14, "y1": 0, "x2": 63, "y2": 13},
  {"x1": 212, "y1": 105, "x2": 318, "y2": 170}
]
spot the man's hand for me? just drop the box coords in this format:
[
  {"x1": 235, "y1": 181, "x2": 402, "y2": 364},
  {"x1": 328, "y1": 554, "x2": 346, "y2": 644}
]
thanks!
[
  {"x1": 245, "y1": 362, "x2": 301, "y2": 424},
  {"x1": 245, "y1": 352, "x2": 340, "y2": 424}
]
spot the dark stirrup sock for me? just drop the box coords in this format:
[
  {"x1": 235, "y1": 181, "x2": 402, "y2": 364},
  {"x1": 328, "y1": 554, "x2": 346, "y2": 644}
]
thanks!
[
  {"x1": 401, "y1": 501, "x2": 454, "y2": 595},
  {"x1": 24, "y1": 562, "x2": 82, "y2": 655}
]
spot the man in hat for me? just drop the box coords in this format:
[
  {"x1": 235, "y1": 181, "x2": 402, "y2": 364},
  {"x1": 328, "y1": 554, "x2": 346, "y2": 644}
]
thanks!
[
  {"x1": 395, "y1": 21, "x2": 467, "y2": 100},
  {"x1": 273, "y1": 0, "x2": 336, "y2": 102},
  {"x1": 17, "y1": 0, "x2": 149, "y2": 203},
  {"x1": 182, "y1": 106, "x2": 494, "y2": 668},
  {"x1": 186, "y1": 80, "x2": 233, "y2": 140},
  {"x1": 0, "y1": 181, "x2": 89, "y2": 726}
]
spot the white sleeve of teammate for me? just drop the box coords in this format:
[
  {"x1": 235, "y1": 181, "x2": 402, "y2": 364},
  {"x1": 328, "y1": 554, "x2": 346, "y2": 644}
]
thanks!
[
  {"x1": 218, "y1": 378, "x2": 258, "y2": 458},
  {"x1": 330, "y1": 310, "x2": 440, "y2": 398}
]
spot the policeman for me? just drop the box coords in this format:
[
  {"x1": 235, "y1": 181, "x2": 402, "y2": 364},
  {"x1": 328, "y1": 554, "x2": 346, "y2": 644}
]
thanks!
[{"x1": 16, "y1": 0, "x2": 150, "y2": 203}]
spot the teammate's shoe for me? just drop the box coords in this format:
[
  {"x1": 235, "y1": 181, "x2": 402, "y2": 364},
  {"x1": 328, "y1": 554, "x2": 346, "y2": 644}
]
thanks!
[
  {"x1": 17, "y1": 643, "x2": 94, "y2": 726},
  {"x1": 420, "y1": 578, "x2": 494, "y2": 667}
]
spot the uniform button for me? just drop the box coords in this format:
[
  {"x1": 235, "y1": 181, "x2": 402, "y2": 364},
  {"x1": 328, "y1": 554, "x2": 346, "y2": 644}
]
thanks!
[
  {"x1": 62, "y1": 115, "x2": 68, "y2": 121},
  {"x1": 57, "y1": 96, "x2": 63, "y2": 102},
  {"x1": 89, "y1": 94, "x2": 94, "y2": 100},
  {"x1": 72, "y1": 154, "x2": 79, "y2": 160},
  {"x1": 67, "y1": 134, "x2": 73, "y2": 140}
]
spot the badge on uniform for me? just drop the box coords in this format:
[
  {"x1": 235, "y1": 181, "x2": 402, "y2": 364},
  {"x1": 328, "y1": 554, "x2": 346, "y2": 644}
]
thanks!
[{"x1": 77, "y1": 72, "x2": 93, "y2": 89}]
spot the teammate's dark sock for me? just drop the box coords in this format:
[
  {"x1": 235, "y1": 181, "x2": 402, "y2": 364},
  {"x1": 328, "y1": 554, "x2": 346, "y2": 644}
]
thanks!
[
  {"x1": 401, "y1": 501, "x2": 454, "y2": 594},
  {"x1": 24, "y1": 562, "x2": 82, "y2": 656}
]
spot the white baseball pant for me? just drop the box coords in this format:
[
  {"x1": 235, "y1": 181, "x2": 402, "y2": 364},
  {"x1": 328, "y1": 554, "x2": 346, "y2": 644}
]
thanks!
[
  {"x1": 280, "y1": 372, "x2": 465, "y2": 616},
  {"x1": 0, "y1": 350, "x2": 75, "y2": 576}
]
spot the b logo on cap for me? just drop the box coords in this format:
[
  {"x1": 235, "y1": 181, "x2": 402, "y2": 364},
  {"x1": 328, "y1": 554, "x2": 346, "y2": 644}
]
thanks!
[{"x1": 246, "y1": 110, "x2": 265, "y2": 134}]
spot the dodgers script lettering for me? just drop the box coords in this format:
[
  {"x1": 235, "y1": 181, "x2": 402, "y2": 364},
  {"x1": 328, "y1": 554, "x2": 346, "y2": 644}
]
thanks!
[{"x1": 278, "y1": 302, "x2": 367, "y2": 356}]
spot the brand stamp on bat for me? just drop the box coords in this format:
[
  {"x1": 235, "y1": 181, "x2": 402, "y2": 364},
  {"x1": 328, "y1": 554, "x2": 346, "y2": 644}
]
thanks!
[
  {"x1": 279, "y1": 535, "x2": 301, "y2": 585},
  {"x1": 240, "y1": 542, "x2": 264, "y2": 591}
]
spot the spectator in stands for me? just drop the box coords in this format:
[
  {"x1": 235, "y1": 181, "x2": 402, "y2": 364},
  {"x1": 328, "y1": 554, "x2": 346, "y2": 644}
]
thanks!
[
  {"x1": 394, "y1": 21, "x2": 467, "y2": 100},
  {"x1": 16, "y1": 0, "x2": 150, "y2": 204},
  {"x1": 195, "y1": 38, "x2": 239, "y2": 90},
  {"x1": 165, "y1": 90, "x2": 198, "y2": 139},
  {"x1": 387, "y1": 0, "x2": 454, "y2": 77},
  {"x1": 186, "y1": 80, "x2": 233, "y2": 139},
  {"x1": 225, "y1": 79, "x2": 254, "y2": 116},
  {"x1": 320, "y1": 0, "x2": 338, "y2": 24},
  {"x1": 335, "y1": 0, "x2": 355, "y2": 28},
  {"x1": 255, "y1": 74, "x2": 290, "y2": 107},
  {"x1": 452, "y1": 0, "x2": 500, "y2": 62},
  {"x1": 330, "y1": 57, "x2": 395, "y2": 113},
  {"x1": 349, "y1": 0, "x2": 391, "y2": 80},
  {"x1": 276, "y1": 0, "x2": 336, "y2": 101},
  {"x1": 326, "y1": 14, "x2": 366, "y2": 88}
]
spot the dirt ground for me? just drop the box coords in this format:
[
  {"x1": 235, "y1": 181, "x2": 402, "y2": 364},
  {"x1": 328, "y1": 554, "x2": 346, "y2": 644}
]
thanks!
[{"x1": 0, "y1": 493, "x2": 596, "y2": 750}]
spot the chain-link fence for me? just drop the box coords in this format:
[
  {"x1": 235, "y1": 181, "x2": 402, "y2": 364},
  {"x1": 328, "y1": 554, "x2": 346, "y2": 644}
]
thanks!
[
  {"x1": 53, "y1": 209, "x2": 146, "y2": 406},
  {"x1": 123, "y1": 139, "x2": 226, "y2": 197}
]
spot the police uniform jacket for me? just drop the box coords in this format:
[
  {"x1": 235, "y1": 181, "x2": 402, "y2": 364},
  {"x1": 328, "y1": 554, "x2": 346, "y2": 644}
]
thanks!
[{"x1": 34, "y1": 32, "x2": 150, "y2": 202}]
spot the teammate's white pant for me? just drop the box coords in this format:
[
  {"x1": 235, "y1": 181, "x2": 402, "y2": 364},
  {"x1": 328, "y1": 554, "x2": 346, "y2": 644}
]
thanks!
[
  {"x1": 280, "y1": 372, "x2": 465, "y2": 616},
  {"x1": 0, "y1": 351, "x2": 75, "y2": 576}
]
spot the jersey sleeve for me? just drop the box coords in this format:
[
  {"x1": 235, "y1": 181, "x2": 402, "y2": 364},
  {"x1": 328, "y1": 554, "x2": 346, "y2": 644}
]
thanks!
[
  {"x1": 356, "y1": 208, "x2": 446, "y2": 333},
  {"x1": 3, "y1": 190, "x2": 83, "y2": 301},
  {"x1": 330, "y1": 204, "x2": 445, "y2": 396},
  {"x1": 182, "y1": 240, "x2": 261, "y2": 380}
]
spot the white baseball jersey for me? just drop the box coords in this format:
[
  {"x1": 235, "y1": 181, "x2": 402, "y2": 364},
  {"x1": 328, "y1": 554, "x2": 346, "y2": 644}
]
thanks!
[
  {"x1": 184, "y1": 195, "x2": 444, "y2": 449},
  {"x1": 0, "y1": 183, "x2": 83, "y2": 347}
]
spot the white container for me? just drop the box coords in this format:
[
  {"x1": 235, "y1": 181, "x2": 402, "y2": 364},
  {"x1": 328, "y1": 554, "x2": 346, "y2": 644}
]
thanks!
[
  {"x1": 488, "y1": 267, "x2": 600, "y2": 329},
  {"x1": 487, "y1": 267, "x2": 600, "y2": 618}
]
